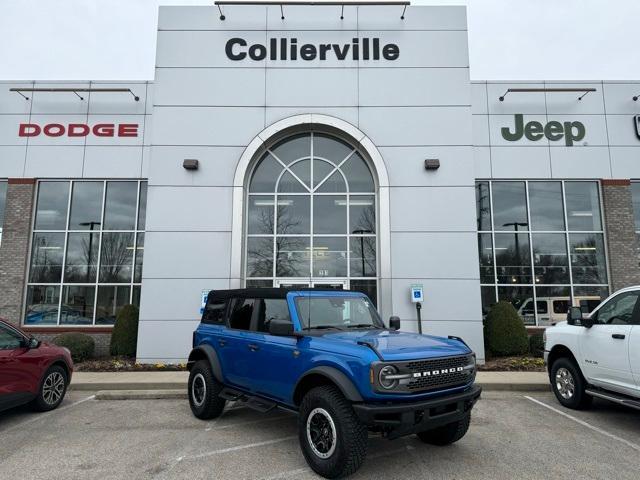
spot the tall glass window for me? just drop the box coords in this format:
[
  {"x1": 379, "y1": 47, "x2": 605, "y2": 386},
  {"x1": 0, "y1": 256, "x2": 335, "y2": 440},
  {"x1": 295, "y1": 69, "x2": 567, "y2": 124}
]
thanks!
[
  {"x1": 25, "y1": 180, "x2": 147, "y2": 326},
  {"x1": 0, "y1": 180, "x2": 8, "y2": 246},
  {"x1": 476, "y1": 180, "x2": 608, "y2": 326},
  {"x1": 244, "y1": 132, "x2": 378, "y2": 305}
]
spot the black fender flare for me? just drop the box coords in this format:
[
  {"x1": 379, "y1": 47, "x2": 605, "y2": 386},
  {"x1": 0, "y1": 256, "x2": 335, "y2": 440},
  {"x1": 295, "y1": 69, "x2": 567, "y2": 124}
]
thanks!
[
  {"x1": 294, "y1": 366, "x2": 364, "y2": 404},
  {"x1": 187, "y1": 344, "x2": 223, "y2": 383}
]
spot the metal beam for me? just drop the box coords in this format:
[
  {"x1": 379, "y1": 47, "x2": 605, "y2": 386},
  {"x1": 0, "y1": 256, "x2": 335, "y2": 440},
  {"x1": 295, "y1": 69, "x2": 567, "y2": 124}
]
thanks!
[
  {"x1": 9, "y1": 87, "x2": 140, "y2": 101},
  {"x1": 499, "y1": 87, "x2": 597, "y2": 102}
]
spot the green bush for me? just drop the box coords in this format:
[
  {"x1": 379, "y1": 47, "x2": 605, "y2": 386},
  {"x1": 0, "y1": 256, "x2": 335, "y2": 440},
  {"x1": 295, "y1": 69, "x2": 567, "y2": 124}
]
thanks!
[
  {"x1": 110, "y1": 304, "x2": 140, "y2": 357},
  {"x1": 52, "y1": 332, "x2": 95, "y2": 362},
  {"x1": 484, "y1": 301, "x2": 529, "y2": 356},
  {"x1": 529, "y1": 333, "x2": 545, "y2": 358}
]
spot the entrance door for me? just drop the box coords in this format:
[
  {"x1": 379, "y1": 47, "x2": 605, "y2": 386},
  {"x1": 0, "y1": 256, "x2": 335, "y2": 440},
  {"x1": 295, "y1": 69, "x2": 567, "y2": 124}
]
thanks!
[{"x1": 274, "y1": 279, "x2": 348, "y2": 289}]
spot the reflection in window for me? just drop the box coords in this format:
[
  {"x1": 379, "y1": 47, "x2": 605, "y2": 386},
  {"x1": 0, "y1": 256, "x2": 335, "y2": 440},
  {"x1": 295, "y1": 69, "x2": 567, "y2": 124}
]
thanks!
[
  {"x1": 495, "y1": 233, "x2": 531, "y2": 284},
  {"x1": 565, "y1": 182, "x2": 601, "y2": 231},
  {"x1": 477, "y1": 180, "x2": 608, "y2": 326},
  {"x1": 532, "y1": 234, "x2": 569, "y2": 284},
  {"x1": 26, "y1": 180, "x2": 146, "y2": 326},
  {"x1": 492, "y1": 182, "x2": 528, "y2": 232},
  {"x1": 569, "y1": 233, "x2": 607, "y2": 284},
  {"x1": 245, "y1": 132, "x2": 377, "y2": 302}
]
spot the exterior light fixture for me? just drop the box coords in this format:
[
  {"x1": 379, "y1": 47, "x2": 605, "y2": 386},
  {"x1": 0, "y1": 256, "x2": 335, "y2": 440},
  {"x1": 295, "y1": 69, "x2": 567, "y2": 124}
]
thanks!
[
  {"x1": 424, "y1": 159, "x2": 440, "y2": 170},
  {"x1": 183, "y1": 159, "x2": 199, "y2": 170}
]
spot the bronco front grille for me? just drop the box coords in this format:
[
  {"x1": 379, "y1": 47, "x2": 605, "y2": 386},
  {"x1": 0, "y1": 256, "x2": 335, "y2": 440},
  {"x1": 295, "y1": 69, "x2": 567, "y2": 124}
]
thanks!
[{"x1": 404, "y1": 355, "x2": 474, "y2": 392}]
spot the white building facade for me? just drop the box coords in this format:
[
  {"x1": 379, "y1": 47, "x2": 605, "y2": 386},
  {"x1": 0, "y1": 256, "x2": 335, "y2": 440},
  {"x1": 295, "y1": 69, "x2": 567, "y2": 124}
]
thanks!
[{"x1": 0, "y1": 5, "x2": 639, "y2": 363}]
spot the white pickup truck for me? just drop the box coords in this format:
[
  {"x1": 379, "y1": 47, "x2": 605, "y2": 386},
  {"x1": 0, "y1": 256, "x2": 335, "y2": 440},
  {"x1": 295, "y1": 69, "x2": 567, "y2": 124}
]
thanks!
[{"x1": 544, "y1": 286, "x2": 640, "y2": 410}]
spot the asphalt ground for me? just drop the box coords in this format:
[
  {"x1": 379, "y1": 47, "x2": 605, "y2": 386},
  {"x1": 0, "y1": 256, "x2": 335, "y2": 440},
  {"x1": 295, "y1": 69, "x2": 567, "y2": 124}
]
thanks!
[{"x1": 1, "y1": 390, "x2": 640, "y2": 479}]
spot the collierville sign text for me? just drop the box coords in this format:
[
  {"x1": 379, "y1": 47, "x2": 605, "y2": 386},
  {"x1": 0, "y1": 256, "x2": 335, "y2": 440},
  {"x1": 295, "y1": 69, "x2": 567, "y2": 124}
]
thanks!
[
  {"x1": 225, "y1": 37, "x2": 399, "y2": 61},
  {"x1": 18, "y1": 123, "x2": 139, "y2": 138}
]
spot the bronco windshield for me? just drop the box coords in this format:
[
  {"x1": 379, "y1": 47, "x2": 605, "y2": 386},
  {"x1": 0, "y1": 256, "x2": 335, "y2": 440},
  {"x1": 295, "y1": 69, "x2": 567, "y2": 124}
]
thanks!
[{"x1": 295, "y1": 296, "x2": 384, "y2": 330}]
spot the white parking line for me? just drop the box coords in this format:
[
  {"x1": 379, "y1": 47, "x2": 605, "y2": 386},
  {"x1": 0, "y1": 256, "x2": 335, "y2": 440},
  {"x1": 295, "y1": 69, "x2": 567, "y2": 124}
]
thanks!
[
  {"x1": 524, "y1": 395, "x2": 640, "y2": 452},
  {"x1": 1, "y1": 395, "x2": 95, "y2": 434},
  {"x1": 178, "y1": 435, "x2": 298, "y2": 463}
]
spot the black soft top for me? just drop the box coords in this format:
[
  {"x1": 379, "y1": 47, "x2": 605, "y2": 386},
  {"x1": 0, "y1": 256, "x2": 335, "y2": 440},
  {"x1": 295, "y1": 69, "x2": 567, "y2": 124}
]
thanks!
[{"x1": 206, "y1": 287, "x2": 357, "y2": 303}]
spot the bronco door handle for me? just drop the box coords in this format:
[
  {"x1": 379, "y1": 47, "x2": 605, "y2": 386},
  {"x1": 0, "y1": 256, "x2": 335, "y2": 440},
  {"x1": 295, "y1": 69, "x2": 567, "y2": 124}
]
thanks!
[
  {"x1": 612, "y1": 334, "x2": 626, "y2": 339},
  {"x1": 248, "y1": 344, "x2": 259, "y2": 352},
  {"x1": 218, "y1": 339, "x2": 227, "y2": 347}
]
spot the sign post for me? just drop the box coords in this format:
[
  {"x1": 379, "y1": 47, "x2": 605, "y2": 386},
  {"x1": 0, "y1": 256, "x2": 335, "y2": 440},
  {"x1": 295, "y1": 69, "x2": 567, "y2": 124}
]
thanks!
[{"x1": 410, "y1": 284, "x2": 424, "y2": 334}]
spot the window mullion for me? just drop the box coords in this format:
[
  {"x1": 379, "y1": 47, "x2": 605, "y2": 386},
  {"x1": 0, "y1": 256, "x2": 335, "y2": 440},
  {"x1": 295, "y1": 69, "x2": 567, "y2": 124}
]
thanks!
[
  {"x1": 93, "y1": 180, "x2": 108, "y2": 325},
  {"x1": 56, "y1": 181, "x2": 74, "y2": 326}
]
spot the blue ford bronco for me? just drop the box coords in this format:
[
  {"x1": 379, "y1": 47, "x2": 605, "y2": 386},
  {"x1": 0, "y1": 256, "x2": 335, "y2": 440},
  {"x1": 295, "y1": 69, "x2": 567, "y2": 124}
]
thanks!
[{"x1": 187, "y1": 288, "x2": 481, "y2": 478}]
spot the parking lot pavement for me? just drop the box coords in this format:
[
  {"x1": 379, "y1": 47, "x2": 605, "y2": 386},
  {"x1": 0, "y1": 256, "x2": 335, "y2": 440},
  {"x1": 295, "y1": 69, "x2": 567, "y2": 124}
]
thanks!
[{"x1": 1, "y1": 391, "x2": 640, "y2": 480}]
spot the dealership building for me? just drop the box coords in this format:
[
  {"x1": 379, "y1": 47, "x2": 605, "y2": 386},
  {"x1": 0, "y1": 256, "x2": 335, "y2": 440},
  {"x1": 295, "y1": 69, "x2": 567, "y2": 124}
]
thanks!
[{"x1": 1, "y1": 4, "x2": 640, "y2": 363}]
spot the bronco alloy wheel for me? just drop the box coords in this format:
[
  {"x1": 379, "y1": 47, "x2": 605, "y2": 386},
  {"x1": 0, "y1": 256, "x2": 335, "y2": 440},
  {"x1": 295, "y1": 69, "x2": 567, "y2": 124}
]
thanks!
[
  {"x1": 550, "y1": 357, "x2": 592, "y2": 410},
  {"x1": 188, "y1": 360, "x2": 226, "y2": 419},
  {"x1": 298, "y1": 385, "x2": 368, "y2": 479}
]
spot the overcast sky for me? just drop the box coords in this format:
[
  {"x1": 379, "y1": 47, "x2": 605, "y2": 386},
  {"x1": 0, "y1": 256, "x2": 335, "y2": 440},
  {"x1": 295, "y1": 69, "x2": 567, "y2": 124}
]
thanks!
[{"x1": 1, "y1": 0, "x2": 638, "y2": 81}]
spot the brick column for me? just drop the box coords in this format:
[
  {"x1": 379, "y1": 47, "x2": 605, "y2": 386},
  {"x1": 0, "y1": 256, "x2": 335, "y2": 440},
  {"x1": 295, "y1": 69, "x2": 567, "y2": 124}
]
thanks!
[
  {"x1": 0, "y1": 179, "x2": 36, "y2": 327},
  {"x1": 601, "y1": 179, "x2": 640, "y2": 292}
]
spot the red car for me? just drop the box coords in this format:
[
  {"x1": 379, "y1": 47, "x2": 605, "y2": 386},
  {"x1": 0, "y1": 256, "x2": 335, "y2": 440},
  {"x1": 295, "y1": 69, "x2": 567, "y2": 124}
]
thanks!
[{"x1": 0, "y1": 319, "x2": 73, "y2": 413}]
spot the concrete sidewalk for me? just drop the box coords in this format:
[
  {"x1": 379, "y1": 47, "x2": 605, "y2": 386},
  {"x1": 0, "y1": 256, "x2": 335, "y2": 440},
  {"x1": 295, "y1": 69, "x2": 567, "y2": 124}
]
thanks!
[{"x1": 70, "y1": 371, "x2": 550, "y2": 398}]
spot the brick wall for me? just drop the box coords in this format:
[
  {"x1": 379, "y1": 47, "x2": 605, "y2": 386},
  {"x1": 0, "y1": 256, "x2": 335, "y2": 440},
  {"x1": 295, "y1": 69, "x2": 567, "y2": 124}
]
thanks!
[
  {"x1": 0, "y1": 179, "x2": 35, "y2": 327},
  {"x1": 601, "y1": 180, "x2": 640, "y2": 291},
  {"x1": 35, "y1": 332, "x2": 112, "y2": 358}
]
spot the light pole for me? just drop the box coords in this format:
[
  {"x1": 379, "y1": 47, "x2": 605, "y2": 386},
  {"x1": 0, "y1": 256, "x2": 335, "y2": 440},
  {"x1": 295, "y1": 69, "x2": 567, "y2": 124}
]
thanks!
[
  {"x1": 351, "y1": 229, "x2": 373, "y2": 276},
  {"x1": 502, "y1": 221, "x2": 528, "y2": 282},
  {"x1": 79, "y1": 221, "x2": 101, "y2": 320}
]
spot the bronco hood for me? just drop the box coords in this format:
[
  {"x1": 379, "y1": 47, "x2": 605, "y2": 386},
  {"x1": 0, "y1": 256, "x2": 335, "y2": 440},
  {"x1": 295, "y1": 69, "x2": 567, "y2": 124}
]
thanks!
[{"x1": 320, "y1": 330, "x2": 471, "y2": 362}]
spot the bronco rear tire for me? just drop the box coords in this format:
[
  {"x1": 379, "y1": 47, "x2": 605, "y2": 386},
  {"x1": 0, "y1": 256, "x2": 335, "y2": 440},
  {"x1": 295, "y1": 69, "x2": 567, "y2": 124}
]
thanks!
[
  {"x1": 416, "y1": 413, "x2": 470, "y2": 446},
  {"x1": 188, "y1": 360, "x2": 226, "y2": 420},
  {"x1": 298, "y1": 385, "x2": 368, "y2": 479}
]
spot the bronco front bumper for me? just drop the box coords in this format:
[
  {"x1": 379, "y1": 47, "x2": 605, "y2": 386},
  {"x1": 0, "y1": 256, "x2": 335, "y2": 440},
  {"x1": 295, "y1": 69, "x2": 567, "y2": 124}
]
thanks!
[{"x1": 352, "y1": 384, "x2": 482, "y2": 440}]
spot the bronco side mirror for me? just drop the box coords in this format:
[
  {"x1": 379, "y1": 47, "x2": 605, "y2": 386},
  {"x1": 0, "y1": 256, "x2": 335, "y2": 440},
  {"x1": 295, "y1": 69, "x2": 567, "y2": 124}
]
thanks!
[
  {"x1": 269, "y1": 319, "x2": 295, "y2": 336},
  {"x1": 389, "y1": 316, "x2": 401, "y2": 331},
  {"x1": 567, "y1": 306, "x2": 583, "y2": 326}
]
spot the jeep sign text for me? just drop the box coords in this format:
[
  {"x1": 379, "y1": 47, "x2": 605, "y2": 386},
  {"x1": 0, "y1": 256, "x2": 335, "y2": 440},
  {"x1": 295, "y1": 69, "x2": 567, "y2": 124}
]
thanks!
[
  {"x1": 18, "y1": 123, "x2": 139, "y2": 138},
  {"x1": 225, "y1": 37, "x2": 399, "y2": 62},
  {"x1": 501, "y1": 114, "x2": 586, "y2": 146}
]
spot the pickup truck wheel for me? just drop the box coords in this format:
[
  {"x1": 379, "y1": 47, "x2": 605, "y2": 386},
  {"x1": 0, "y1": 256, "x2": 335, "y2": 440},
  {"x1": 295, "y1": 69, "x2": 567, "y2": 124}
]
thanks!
[
  {"x1": 550, "y1": 357, "x2": 592, "y2": 410},
  {"x1": 298, "y1": 385, "x2": 367, "y2": 479},
  {"x1": 416, "y1": 413, "x2": 470, "y2": 446},
  {"x1": 188, "y1": 360, "x2": 226, "y2": 419}
]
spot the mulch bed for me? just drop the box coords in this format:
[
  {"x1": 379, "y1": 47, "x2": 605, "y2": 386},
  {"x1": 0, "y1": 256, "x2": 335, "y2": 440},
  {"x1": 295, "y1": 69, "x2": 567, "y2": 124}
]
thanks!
[
  {"x1": 478, "y1": 356, "x2": 546, "y2": 372},
  {"x1": 76, "y1": 355, "x2": 546, "y2": 373},
  {"x1": 75, "y1": 357, "x2": 187, "y2": 372}
]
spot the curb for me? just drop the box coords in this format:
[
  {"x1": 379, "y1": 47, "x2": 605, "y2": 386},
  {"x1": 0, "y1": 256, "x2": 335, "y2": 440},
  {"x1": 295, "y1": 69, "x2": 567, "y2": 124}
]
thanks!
[
  {"x1": 91, "y1": 383, "x2": 550, "y2": 400},
  {"x1": 70, "y1": 382, "x2": 186, "y2": 392},
  {"x1": 95, "y1": 389, "x2": 187, "y2": 400}
]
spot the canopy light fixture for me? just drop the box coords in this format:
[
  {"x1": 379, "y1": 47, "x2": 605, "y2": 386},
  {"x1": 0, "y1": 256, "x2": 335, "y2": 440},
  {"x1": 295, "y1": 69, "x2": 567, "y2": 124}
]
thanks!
[
  {"x1": 214, "y1": 1, "x2": 410, "y2": 21},
  {"x1": 10, "y1": 87, "x2": 139, "y2": 102},
  {"x1": 499, "y1": 87, "x2": 596, "y2": 102}
]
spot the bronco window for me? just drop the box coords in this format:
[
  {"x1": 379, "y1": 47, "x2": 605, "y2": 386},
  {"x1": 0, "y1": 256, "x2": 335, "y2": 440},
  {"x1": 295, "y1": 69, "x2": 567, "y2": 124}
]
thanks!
[
  {"x1": 202, "y1": 299, "x2": 226, "y2": 325},
  {"x1": 295, "y1": 296, "x2": 383, "y2": 330},
  {"x1": 254, "y1": 299, "x2": 290, "y2": 333},
  {"x1": 228, "y1": 298, "x2": 255, "y2": 330}
]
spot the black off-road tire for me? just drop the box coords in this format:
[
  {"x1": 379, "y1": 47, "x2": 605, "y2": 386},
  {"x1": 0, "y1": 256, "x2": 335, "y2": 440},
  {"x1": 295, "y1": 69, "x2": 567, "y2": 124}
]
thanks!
[
  {"x1": 298, "y1": 385, "x2": 368, "y2": 479},
  {"x1": 32, "y1": 365, "x2": 68, "y2": 412},
  {"x1": 550, "y1": 357, "x2": 592, "y2": 410},
  {"x1": 416, "y1": 413, "x2": 470, "y2": 446},
  {"x1": 188, "y1": 360, "x2": 226, "y2": 419}
]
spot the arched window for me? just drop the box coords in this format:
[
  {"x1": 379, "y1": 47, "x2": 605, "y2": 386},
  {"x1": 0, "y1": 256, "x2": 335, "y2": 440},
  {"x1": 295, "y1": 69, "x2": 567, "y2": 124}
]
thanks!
[{"x1": 244, "y1": 132, "x2": 378, "y2": 304}]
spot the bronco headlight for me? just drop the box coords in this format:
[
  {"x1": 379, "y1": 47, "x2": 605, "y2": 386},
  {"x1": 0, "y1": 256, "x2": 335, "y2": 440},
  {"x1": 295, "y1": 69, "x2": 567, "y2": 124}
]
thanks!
[{"x1": 378, "y1": 365, "x2": 399, "y2": 390}]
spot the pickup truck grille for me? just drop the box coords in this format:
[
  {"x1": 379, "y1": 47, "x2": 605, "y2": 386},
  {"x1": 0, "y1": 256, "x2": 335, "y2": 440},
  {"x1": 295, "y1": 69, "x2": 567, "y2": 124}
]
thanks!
[{"x1": 403, "y1": 355, "x2": 474, "y2": 392}]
